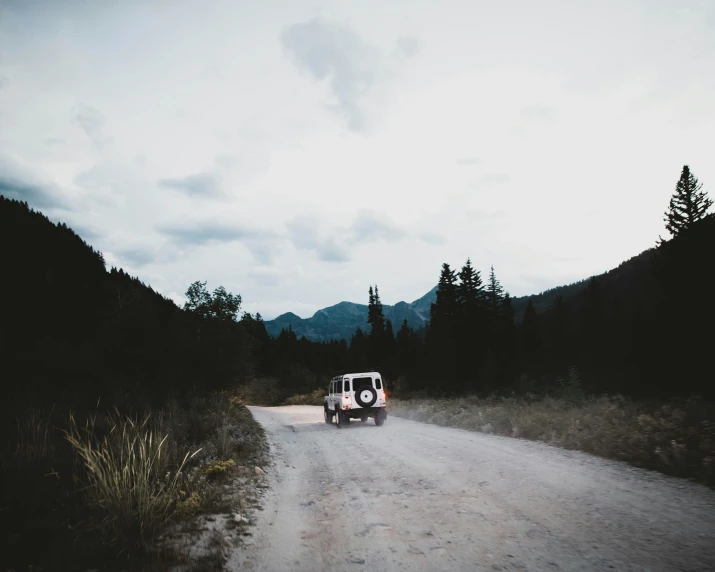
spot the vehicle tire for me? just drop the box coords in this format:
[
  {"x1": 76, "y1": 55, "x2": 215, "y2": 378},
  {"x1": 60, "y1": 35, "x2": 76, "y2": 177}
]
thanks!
[
  {"x1": 335, "y1": 407, "x2": 345, "y2": 429},
  {"x1": 354, "y1": 385, "x2": 377, "y2": 408},
  {"x1": 374, "y1": 408, "x2": 386, "y2": 426},
  {"x1": 324, "y1": 408, "x2": 333, "y2": 424}
]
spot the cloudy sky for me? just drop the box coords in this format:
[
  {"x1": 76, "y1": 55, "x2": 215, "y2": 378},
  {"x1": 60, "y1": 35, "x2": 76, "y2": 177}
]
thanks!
[{"x1": 1, "y1": 0, "x2": 714, "y2": 319}]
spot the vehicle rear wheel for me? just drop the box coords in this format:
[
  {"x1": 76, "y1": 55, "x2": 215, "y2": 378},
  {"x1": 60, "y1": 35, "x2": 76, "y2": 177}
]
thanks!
[
  {"x1": 324, "y1": 408, "x2": 333, "y2": 424},
  {"x1": 335, "y1": 409, "x2": 350, "y2": 429},
  {"x1": 374, "y1": 408, "x2": 386, "y2": 426}
]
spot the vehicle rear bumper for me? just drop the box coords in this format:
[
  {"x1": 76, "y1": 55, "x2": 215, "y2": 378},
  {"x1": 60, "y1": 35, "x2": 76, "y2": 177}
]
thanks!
[{"x1": 343, "y1": 406, "x2": 386, "y2": 419}]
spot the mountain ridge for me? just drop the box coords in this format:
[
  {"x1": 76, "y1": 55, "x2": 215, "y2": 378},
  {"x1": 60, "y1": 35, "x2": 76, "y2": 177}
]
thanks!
[
  {"x1": 264, "y1": 248, "x2": 656, "y2": 341},
  {"x1": 265, "y1": 287, "x2": 436, "y2": 341}
]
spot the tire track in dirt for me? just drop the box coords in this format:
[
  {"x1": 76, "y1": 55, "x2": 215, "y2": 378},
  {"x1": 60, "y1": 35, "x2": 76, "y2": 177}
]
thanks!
[{"x1": 229, "y1": 406, "x2": 715, "y2": 572}]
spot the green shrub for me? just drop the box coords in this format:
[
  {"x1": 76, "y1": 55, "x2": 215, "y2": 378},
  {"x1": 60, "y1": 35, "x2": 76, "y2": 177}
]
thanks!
[{"x1": 204, "y1": 459, "x2": 236, "y2": 478}]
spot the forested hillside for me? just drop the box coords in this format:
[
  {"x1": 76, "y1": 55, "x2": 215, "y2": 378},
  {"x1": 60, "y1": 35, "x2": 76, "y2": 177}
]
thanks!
[{"x1": 0, "y1": 197, "x2": 264, "y2": 412}]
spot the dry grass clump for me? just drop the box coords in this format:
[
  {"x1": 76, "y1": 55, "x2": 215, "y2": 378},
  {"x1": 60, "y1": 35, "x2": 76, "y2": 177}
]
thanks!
[
  {"x1": 389, "y1": 393, "x2": 715, "y2": 485},
  {"x1": 64, "y1": 411, "x2": 202, "y2": 552}
]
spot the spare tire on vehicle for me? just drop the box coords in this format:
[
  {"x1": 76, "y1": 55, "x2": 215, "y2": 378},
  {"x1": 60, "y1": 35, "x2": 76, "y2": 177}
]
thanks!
[{"x1": 355, "y1": 385, "x2": 377, "y2": 408}]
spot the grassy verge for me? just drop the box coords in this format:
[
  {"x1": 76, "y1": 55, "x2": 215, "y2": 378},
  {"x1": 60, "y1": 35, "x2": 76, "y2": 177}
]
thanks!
[
  {"x1": 388, "y1": 394, "x2": 715, "y2": 486},
  {"x1": 282, "y1": 388, "x2": 324, "y2": 406},
  {"x1": 1, "y1": 389, "x2": 268, "y2": 571}
]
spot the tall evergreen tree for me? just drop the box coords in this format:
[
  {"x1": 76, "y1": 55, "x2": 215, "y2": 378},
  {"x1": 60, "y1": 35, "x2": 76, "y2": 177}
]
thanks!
[
  {"x1": 457, "y1": 258, "x2": 485, "y2": 310},
  {"x1": 367, "y1": 284, "x2": 375, "y2": 330},
  {"x1": 367, "y1": 285, "x2": 386, "y2": 337},
  {"x1": 664, "y1": 165, "x2": 712, "y2": 238},
  {"x1": 426, "y1": 263, "x2": 459, "y2": 390},
  {"x1": 486, "y1": 265, "x2": 505, "y2": 318},
  {"x1": 431, "y1": 264, "x2": 459, "y2": 323},
  {"x1": 367, "y1": 285, "x2": 386, "y2": 367},
  {"x1": 456, "y1": 258, "x2": 486, "y2": 391}
]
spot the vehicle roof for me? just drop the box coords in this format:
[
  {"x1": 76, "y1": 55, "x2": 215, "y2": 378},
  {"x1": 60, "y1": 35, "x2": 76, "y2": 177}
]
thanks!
[{"x1": 331, "y1": 371, "x2": 380, "y2": 378}]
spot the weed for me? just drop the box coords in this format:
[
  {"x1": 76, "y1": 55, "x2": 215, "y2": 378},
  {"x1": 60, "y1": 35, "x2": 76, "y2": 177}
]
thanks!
[{"x1": 204, "y1": 459, "x2": 236, "y2": 478}]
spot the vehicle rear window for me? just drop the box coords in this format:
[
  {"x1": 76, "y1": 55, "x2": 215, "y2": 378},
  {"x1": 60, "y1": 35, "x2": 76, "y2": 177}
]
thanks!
[
  {"x1": 375, "y1": 378, "x2": 382, "y2": 389},
  {"x1": 352, "y1": 376, "x2": 372, "y2": 388}
]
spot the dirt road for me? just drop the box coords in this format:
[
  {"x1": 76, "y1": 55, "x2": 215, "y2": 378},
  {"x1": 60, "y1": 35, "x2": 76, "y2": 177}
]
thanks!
[{"x1": 229, "y1": 406, "x2": 715, "y2": 572}]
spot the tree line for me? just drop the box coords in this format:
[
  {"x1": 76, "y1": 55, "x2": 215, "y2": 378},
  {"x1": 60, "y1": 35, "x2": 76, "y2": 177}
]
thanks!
[
  {"x1": 2, "y1": 163, "x2": 713, "y2": 417},
  {"x1": 266, "y1": 165, "x2": 714, "y2": 399}
]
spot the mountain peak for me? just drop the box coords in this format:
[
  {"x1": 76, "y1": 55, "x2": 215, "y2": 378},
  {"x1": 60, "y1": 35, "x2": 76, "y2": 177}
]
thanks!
[{"x1": 264, "y1": 289, "x2": 435, "y2": 341}]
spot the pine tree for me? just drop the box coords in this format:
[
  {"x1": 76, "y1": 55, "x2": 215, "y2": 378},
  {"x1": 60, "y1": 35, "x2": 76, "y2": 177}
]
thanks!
[
  {"x1": 367, "y1": 285, "x2": 385, "y2": 337},
  {"x1": 367, "y1": 285, "x2": 386, "y2": 367},
  {"x1": 427, "y1": 263, "x2": 459, "y2": 389},
  {"x1": 664, "y1": 165, "x2": 712, "y2": 238},
  {"x1": 457, "y1": 258, "x2": 485, "y2": 310},
  {"x1": 431, "y1": 263, "x2": 459, "y2": 324},
  {"x1": 373, "y1": 286, "x2": 385, "y2": 335},
  {"x1": 456, "y1": 258, "x2": 486, "y2": 391},
  {"x1": 486, "y1": 265, "x2": 505, "y2": 318}
]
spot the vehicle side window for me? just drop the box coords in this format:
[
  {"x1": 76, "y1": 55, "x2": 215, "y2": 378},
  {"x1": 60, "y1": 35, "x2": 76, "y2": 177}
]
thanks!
[
  {"x1": 332, "y1": 381, "x2": 336, "y2": 394},
  {"x1": 344, "y1": 379, "x2": 350, "y2": 392},
  {"x1": 375, "y1": 378, "x2": 382, "y2": 390}
]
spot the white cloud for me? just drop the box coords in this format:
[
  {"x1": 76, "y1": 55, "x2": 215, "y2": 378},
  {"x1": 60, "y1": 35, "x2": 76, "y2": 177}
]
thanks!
[{"x1": 1, "y1": 0, "x2": 714, "y2": 319}]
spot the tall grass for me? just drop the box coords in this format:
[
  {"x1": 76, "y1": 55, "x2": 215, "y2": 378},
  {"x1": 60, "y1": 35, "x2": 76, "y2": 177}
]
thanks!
[
  {"x1": 64, "y1": 411, "x2": 202, "y2": 552},
  {"x1": 14, "y1": 404, "x2": 56, "y2": 466}
]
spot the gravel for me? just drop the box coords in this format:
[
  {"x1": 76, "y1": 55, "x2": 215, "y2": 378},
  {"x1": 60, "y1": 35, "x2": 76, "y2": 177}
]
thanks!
[{"x1": 228, "y1": 405, "x2": 715, "y2": 572}]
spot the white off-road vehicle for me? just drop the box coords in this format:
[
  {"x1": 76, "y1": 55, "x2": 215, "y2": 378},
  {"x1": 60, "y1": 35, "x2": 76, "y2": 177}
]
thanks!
[{"x1": 324, "y1": 371, "x2": 387, "y2": 428}]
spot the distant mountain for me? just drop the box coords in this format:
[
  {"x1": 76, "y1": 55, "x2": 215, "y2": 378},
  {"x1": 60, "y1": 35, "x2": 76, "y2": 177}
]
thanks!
[
  {"x1": 265, "y1": 287, "x2": 436, "y2": 341},
  {"x1": 265, "y1": 248, "x2": 657, "y2": 341}
]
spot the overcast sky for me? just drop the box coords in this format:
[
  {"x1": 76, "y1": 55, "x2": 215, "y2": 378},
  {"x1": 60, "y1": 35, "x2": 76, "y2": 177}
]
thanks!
[{"x1": 1, "y1": 0, "x2": 714, "y2": 319}]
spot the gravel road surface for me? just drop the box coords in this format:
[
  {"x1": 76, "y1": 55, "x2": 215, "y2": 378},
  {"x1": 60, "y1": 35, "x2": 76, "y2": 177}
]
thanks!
[{"x1": 229, "y1": 405, "x2": 715, "y2": 572}]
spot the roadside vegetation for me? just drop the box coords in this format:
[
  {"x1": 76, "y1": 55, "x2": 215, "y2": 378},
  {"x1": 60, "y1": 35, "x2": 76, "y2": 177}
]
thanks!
[
  {"x1": 2, "y1": 390, "x2": 268, "y2": 571},
  {"x1": 388, "y1": 378, "x2": 715, "y2": 487}
]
